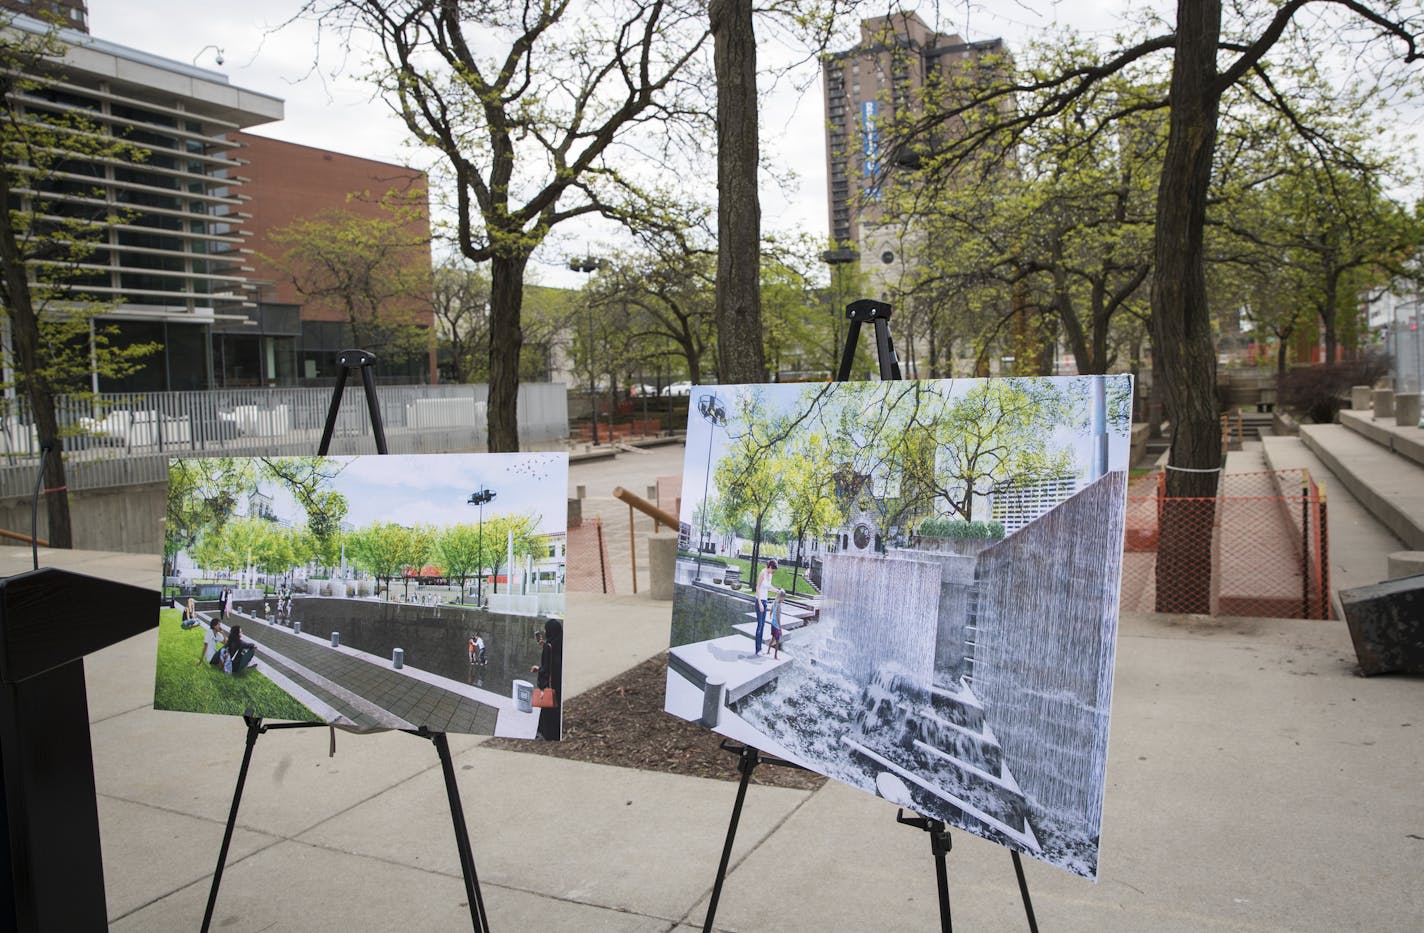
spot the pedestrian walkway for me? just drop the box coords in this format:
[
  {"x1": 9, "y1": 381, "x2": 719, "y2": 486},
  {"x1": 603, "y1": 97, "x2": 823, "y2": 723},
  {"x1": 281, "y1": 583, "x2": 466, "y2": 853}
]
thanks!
[{"x1": 229, "y1": 610, "x2": 507, "y2": 735}]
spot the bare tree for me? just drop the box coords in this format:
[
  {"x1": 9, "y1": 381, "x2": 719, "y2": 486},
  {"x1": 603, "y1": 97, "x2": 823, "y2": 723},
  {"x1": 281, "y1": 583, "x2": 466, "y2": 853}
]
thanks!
[{"x1": 301, "y1": 0, "x2": 710, "y2": 450}]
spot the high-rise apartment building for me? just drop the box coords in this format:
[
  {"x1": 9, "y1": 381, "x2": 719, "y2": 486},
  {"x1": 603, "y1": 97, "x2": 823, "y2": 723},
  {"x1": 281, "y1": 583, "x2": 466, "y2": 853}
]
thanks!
[{"x1": 823, "y1": 13, "x2": 1005, "y2": 318}]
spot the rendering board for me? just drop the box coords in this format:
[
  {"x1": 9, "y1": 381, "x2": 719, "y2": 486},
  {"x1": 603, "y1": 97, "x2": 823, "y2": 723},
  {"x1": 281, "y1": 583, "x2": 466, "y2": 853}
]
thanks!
[
  {"x1": 666, "y1": 377, "x2": 1132, "y2": 878},
  {"x1": 158, "y1": 452, "x2": 567, "y2": 738}
]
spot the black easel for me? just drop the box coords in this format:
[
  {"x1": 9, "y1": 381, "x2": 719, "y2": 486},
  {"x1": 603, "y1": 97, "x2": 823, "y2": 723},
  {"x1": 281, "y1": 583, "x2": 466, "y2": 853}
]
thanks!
[
  {"x1": 701, "y1": 300, "x2": 1037, "y2": 932},
  {"x1": 836, "y1": 298, "x2": 902, "y2": 382},
  {"x1": 201, "y1": 350, "x2": 489, "y2": 933}
]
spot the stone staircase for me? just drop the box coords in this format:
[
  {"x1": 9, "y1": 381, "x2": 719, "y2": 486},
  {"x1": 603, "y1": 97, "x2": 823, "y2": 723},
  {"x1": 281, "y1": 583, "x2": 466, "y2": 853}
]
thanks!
[{"x1": 1296, "y1": 410, "x2": 1424, "y2": 551}]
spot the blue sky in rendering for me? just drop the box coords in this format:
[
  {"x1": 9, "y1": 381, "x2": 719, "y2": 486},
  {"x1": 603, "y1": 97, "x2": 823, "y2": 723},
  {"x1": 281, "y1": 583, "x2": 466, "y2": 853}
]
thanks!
[{"x1": 260, "y1": 453, "x2": 567, "y2": 535}]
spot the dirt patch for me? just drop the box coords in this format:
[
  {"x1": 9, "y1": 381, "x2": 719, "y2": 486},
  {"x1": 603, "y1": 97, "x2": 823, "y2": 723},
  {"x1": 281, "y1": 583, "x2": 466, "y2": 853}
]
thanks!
[{"x1": 484, "y1": 653, "x2": 827, "y2": 792}]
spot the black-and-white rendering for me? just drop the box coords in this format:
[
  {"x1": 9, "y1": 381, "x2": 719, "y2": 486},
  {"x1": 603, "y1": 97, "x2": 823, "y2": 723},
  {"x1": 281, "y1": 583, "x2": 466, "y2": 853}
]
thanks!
[{"x1": 666, "y1": 377, "x2": 1132, "y2": 877}]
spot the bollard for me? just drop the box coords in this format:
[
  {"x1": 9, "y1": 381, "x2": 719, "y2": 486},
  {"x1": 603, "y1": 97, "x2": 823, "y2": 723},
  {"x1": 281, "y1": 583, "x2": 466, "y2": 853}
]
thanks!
[
  {"x1": 1372, "y1": 388, "x2": 1394, "y2": 420},
  {"x1": 700, "y1": 677, "x2": 726, "y2": 728},
  {"x1": 513, "y1": 679, "x2": 534, "y2": 713},
  {"x1": 1351, "y1": 385, "x2": 1373, "y2": 410},
  {"x1": 293, "y1": 621, "x2": 301, "y2": 634},
  {"x1": 648, "y1": 532, "x2": 678, "y2": 601},
  {"x1": 1386, "y1": 551, "x2": 1424, "y2": 580},
  {"x1": 331, "y1": 631, "x2": 340, "y2": 647},
  {"x1": 1394, "y1": 393, "x2": 1421, "y2": 428},
  {"x1": 392, "y1": 648, "x2": 404, "y2": 669}
]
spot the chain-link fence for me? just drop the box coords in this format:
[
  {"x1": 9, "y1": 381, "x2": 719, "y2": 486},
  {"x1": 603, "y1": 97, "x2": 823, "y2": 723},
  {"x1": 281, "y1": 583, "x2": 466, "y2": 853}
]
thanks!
[
  {"x1": 565, "y1": 515, "x2": 614, "y2": 594},
  {"x1": 1121, "y1": 469, "x2": 1330, "y2": 619}
]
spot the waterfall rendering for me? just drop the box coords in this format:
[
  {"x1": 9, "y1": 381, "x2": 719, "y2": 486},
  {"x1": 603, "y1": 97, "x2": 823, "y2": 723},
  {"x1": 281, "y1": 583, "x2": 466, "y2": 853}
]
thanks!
[{"x1": 666, "y1": 376, "x2": 1133, "y2": 878}]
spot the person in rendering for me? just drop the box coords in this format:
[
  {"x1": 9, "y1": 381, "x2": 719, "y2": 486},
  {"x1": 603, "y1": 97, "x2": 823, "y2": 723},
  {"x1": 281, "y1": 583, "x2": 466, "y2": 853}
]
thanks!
[
  {"x1": 468, "y1": 635, "x2": 478, "y2": 664},
  {"x1": 223, "y1": 625, "x2": 257, "y2": 675},
  {"x1": 198, "y1": 617, "x2": 227, "y2": 668},
  {"x1": 768, "y1": 589, "x2": 786, "y2": 659},
  {"x1": 474, "y1": 634, "x2": 487, "y2": 666},
  {"x1": 181, "y1": 595, "x2": 201, "y2": 629},
  {"x1": 530, "y1": 618, "x2": 563, "y2": 740},
  {"x1": 754, "y1": 559, "x2": 778, "y2": 655},
  {"x1": 220, "y1": 587, "x2": 233, "y2": 620}
]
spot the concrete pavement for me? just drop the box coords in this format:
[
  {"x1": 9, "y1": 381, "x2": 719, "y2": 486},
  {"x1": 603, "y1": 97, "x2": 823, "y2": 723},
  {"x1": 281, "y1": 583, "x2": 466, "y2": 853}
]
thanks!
[
  {"x1": 0, "y1": 561, "x2": 1417, "y2": 930},
  {"x1": 4, "y1": 436, "x2": 1422, "y2": 931}
]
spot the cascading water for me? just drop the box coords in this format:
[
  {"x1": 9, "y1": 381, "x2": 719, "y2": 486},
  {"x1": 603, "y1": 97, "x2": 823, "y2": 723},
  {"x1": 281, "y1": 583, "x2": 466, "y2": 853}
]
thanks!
[
  {"x1": 818, "y1": 553, "x2": 942, "y2": 692},
  {"x1": 726, "y1": 474, "x2": 1126, "y2": 878}
]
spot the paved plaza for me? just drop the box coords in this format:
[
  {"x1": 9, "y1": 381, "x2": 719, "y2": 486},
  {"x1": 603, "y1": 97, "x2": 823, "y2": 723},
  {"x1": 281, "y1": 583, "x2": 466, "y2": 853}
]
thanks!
[
  {"x1": 2, "y1": 432, "x2": 1421, "y2": 931},
  {"x1": 210, "y1": 611, "x2": 507, "y2": 734}
]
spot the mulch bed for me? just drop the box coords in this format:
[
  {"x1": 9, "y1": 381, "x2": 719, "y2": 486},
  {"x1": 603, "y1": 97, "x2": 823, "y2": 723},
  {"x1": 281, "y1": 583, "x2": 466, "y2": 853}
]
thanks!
[{"x1": 483, "y1": 653, "x2": 827, "y2": 792}]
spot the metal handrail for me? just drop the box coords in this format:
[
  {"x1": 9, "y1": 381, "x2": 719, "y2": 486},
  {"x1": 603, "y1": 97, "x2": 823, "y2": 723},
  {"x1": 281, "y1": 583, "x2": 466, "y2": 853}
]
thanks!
[
  {"x1": 612, "y1": 486, "x2": 678, "y2": 595},
  {"x1": 612, "y1": 486, "x2": 678, "y2": 528}
]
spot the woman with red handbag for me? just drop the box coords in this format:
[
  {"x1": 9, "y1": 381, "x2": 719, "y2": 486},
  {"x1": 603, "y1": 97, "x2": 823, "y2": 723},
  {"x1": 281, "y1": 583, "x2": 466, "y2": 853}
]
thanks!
[{"x1": 529, "y1": 617, "x2": 563, "y2": 740}]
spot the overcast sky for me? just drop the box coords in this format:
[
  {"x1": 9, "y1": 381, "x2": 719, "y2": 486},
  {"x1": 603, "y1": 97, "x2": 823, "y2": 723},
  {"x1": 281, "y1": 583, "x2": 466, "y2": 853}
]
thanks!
[
  {"x1": 87, "y1": 1, "x2": 1419, "y2": 288},
  {"x1": 258, "y1": 453, "x2": 569, "y2": 535}
]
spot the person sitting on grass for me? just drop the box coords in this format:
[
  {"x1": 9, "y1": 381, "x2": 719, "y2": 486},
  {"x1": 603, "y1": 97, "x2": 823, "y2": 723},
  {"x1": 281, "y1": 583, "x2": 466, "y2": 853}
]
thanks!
[
  {"x1": 223, "y1": 625, "x2": 258, "y2": 675},
  {"x1": 198, "y1": 617, "x2": 227, "y2": 668}
]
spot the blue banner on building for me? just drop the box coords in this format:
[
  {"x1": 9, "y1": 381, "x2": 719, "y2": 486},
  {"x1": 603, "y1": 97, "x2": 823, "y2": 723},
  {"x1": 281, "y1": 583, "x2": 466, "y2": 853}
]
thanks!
[{"x1": 861, "y1": 99, "x2": 880, "y2": 200}]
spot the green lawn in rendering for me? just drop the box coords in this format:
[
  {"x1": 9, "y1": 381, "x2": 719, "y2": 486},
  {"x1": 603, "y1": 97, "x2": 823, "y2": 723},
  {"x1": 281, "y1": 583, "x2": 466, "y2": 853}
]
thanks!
[{"x1": 153, "y1": 609, "x2": 314, "y2": 721}]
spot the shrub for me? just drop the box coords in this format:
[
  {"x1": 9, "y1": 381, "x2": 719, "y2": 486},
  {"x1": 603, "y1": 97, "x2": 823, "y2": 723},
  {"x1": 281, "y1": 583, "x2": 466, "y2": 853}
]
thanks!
[
  {"x1": 1278, "y1": 350, "x2": 1393, "y2": 424},
  {"x1": 918, "y1": 518, "x2": 1005, "y2": 540}
]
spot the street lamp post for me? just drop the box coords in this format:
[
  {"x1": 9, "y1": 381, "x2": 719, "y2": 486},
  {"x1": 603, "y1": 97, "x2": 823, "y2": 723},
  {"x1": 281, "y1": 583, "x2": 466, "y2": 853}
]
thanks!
[
  {"x1": 467, "y1": 486, "x2": 496, "y2": 606},
  {"x1": 695, "y1": 393, "x2": 726, "y2": 582},
  {"x1": 570, "y1": 256, "x2": 602, "y2": 445}
]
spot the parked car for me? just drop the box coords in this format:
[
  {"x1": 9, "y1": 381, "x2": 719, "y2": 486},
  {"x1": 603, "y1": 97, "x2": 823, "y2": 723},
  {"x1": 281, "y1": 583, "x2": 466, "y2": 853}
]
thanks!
[{"x1": 663, "y1": 381, "x2": 693, "y2": 397}]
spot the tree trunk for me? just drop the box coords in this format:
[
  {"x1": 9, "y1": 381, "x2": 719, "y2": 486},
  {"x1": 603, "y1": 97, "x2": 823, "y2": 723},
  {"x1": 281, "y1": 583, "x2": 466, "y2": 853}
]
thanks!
[
  {"x1": 487, "y1": 252, "x2": 528, "y2": 452},
  {"x1": 710, "y1": 0, "x2": 764, "y2": 384},
  {"x1": 1150, "y1": 0, "x2": 1224, "y2": 613},
  {"x1": 0, "y1": 171, "x2": 73, "y2": 547}
]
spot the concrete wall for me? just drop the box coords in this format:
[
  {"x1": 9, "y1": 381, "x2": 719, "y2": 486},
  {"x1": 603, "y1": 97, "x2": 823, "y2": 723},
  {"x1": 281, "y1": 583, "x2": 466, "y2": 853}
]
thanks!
[
  {"x1": 0, "y1": 482, "x2": 165, "y2": 555},
  {"x1": 971, "y1": 471, "x2": 1127, "y2": 831}
]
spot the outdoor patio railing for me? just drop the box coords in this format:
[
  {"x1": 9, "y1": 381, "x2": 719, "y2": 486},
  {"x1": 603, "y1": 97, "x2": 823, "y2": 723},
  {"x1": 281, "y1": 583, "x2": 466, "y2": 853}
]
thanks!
[{"x1": 0, "y1": 383, "x2": 569, "y2": 498}]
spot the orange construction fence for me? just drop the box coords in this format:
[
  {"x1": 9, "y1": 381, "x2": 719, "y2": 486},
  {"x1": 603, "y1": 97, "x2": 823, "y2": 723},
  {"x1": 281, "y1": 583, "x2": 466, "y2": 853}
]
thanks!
[{"x1": 1121, "y1": 469, "x2": 1330, "y2": 619}]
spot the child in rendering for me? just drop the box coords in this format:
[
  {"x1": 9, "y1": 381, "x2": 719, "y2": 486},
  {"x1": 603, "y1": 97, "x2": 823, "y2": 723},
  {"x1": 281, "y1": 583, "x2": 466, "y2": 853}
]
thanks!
[{"x1": 768, "y1": 589, "x2": 785, "y2": 659}]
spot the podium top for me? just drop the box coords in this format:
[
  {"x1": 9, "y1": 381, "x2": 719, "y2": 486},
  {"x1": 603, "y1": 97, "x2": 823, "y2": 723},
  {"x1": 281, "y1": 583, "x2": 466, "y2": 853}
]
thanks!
[{"x1": 0, "y1": 567, "x2": 157, "y2": 683}]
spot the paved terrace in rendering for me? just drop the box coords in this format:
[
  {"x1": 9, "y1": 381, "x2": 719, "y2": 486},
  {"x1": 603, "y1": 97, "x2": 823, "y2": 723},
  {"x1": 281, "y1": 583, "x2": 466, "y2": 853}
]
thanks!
[{"x1": 207, "y1": 609, "x2": 508, "y2": 734}]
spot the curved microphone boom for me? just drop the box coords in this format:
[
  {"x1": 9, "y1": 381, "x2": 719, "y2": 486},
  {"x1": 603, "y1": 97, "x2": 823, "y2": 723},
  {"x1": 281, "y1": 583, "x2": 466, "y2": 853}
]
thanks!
[{"x1": 31, "y1": 444, "x2": 51, "y2": 571}]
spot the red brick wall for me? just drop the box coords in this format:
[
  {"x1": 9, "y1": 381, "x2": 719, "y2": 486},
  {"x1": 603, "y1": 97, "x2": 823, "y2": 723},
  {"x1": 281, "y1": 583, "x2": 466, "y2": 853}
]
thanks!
[{"x1": 233, "y1": 132, "x2": 436, "y2": 378}]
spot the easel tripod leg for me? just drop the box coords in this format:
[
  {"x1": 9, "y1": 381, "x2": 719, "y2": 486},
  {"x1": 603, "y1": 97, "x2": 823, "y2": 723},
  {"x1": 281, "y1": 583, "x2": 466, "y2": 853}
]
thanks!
[
  {"x1": 433, "y1": 731, "x2": 489, "y2": 932},
  {"x1": 201, "y1": 715, "x2": 262, "y2": 933},
  {"x1": 930, "y1": 821, "x2": 952, "y2": 933},
  {"x1": 702, "y1": 745, "x2": 759, "y2": 933},
  {"x1": 1011, "y1": 850, "x2": 1039, "y2": 932}
]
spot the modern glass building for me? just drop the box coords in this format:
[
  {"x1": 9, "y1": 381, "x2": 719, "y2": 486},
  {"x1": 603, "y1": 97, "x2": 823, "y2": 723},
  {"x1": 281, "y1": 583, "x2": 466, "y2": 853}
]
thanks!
[
  {"x1": 3, "y1": 7, "x2": 435, "y2": 390},
  {"x1": 4, "y1": 10, "x2": 283, "y2": 391}
]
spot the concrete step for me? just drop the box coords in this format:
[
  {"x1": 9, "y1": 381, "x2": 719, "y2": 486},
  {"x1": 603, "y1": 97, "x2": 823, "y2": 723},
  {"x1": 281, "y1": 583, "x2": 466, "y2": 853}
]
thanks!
[
  {"x1": 1338, "y1": 409, "x2": 1424, "y2": 468},
  {"x1": 1295, "y1": 424, "x2": 1424, "y2": 551}
]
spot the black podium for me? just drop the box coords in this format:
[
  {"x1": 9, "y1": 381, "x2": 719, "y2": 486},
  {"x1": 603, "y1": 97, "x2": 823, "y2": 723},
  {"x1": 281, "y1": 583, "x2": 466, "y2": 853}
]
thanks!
[{"x1": 0, "y1": 566, "x2": 156, "y2": 931}]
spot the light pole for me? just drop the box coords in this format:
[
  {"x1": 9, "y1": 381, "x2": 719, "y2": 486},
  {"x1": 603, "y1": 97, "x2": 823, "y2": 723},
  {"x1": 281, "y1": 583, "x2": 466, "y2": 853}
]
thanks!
[
  {"x1": 570, "y1": 256, "x2": 602, "y2": 444},
  {"x1": 695, "y1": 393, "x2": 726, "y2": 582},
  {"x1": 467, "y1": 486, "x2": 496, "y2": 606}
]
